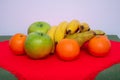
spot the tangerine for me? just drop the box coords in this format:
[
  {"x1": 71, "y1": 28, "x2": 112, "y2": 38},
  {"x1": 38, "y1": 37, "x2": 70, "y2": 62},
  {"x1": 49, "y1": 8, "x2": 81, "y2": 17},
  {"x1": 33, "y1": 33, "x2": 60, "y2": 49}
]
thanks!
[
  {"x1": 9, "y1": 33, "x2": 27, "y2": 55},
  {"x1": 56, "y1": 39, "x2": 80, "y2": 61},
  {"x1": 88, "y1": 35, "x2": 111, "y2": 57}
]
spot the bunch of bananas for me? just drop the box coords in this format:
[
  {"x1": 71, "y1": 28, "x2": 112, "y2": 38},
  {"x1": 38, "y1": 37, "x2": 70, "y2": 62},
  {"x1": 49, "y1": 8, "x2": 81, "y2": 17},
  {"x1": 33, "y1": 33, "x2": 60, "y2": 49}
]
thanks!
[{"x1": 47, "y1": 19, "x2": 105, "y2": 54}]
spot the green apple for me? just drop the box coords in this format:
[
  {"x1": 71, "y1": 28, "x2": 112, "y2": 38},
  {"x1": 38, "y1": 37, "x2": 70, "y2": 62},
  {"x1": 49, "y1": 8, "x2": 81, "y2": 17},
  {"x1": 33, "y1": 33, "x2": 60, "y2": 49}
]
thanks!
[
  {"x1": 28, "y1": 21, "x2": 51, "y2": 34},
  {"x1": 24, "y1": 32, "x2": 53, "y2": 59}
]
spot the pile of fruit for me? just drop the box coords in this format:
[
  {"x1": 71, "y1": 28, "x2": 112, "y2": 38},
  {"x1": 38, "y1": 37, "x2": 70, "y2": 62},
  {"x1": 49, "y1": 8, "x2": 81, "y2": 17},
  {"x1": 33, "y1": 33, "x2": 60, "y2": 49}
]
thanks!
[{"x1": 9, "y1": 19, "x2": 111, "y2": 61}]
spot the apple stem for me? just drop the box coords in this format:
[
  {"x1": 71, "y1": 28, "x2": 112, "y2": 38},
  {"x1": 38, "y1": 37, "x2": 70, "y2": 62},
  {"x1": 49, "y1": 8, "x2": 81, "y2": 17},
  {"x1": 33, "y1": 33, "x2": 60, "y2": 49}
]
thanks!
[{"x1": 39, "y1": 24, "x2": 43, "y2": 27}]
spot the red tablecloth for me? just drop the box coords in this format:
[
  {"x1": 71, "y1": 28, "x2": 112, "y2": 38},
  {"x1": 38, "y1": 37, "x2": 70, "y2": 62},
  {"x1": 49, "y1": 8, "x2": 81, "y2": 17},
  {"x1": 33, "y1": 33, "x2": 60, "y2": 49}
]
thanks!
[{"x1": 0, "y1": 40, "x2": 120, "y2": 80}]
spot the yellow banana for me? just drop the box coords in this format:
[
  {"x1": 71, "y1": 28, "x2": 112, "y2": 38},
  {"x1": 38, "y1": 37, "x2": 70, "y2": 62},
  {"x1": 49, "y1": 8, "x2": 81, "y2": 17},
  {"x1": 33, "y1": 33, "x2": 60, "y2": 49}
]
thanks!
[
  {"x1": 66, "y1": 19, "x2": 81, "y2": 34},
  {"x1": 92, "y1": 30, "x2": 105, "y2": 35},
  {"x1": 80, "y1": 22, "x2": 90, "y2": 32},
  {"x1": 47, "y1": 26, "x2": 57, "y2": 54},
  {"x1": 54, "y1": 21, "x2": 68, "y2": 44},
  {"x1": 65, "y1": 31, "x2": 96, "y2": 47}
]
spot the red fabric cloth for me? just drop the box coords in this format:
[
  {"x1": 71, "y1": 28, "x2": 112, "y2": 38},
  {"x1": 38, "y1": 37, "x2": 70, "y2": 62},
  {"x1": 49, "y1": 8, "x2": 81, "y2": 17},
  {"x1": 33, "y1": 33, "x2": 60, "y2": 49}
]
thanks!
[{"x1": 0, "y1": 40, "x2": 120, "y2": 80}]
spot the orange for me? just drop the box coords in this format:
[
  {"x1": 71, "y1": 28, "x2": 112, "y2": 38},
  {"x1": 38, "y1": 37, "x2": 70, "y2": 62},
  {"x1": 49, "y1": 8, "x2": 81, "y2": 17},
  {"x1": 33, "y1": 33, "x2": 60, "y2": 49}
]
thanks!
[
  {"x1": 9, "y1": 33, "x2": 27, "y2": 55},
  {"x1": 56, "y1": 39, "x2": 80, "y2": 61},
  {"x1": 88, "y1": 35, "x2": 111, "y2": 57}
]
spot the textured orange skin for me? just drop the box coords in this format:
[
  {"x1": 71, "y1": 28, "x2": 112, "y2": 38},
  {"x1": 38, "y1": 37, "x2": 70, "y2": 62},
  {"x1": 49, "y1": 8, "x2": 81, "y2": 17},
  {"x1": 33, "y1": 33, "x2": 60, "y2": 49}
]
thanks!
[
  {"x1": 9, "y1": 33, "x2": 27, "y2": 55},
  {"x1": 88, "y1": 35, "x2": 111, "y2": 57},
  {"x1": 56, "y1": 39, "x2": 80, "y2": 61}
]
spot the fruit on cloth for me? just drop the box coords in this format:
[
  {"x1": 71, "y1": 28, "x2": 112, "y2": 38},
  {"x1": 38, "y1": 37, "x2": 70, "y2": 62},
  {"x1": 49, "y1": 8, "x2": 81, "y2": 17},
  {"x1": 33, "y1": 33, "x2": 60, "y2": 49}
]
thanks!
[
  {"x1": 27, "y1": 21, "x2": 51, "y2": 34},
  {"x1": 8, "y1": 19, "x2": 109, "y2": 61},
  {"x1": 9, "y1": 33, "x2": 27, "y2": 55},
  {"x1": 24, "y1": 32, "x2": 53, "y2": 59},
  {"x1": 88, "y1": 35, "x2": 111, "y2": 57},
  {"x1": 66, "y1": 19, "x2": 81, "y2": 34},
  {"x1": 80, "y1": 22, "x2": 90, "y2": 32},
  {"x1": 65, "y1": 31, "x2": 96, "y2": 47},
  {"x1": 47, "y1": 26, "x2": 57, "y2": 54},
  {"x1": 56, "y1": 39, "x2": 80, "y2": 61},
  {"x1": 54, "y1": 21, "x2": 68, "y2": 44}
]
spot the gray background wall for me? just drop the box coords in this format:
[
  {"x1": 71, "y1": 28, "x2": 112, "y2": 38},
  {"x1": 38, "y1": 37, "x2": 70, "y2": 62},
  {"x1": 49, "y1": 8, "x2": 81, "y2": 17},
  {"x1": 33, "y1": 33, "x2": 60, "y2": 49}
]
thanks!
[{"x1": 0, "y1": 0, "x2": 120, "y2": 37}]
